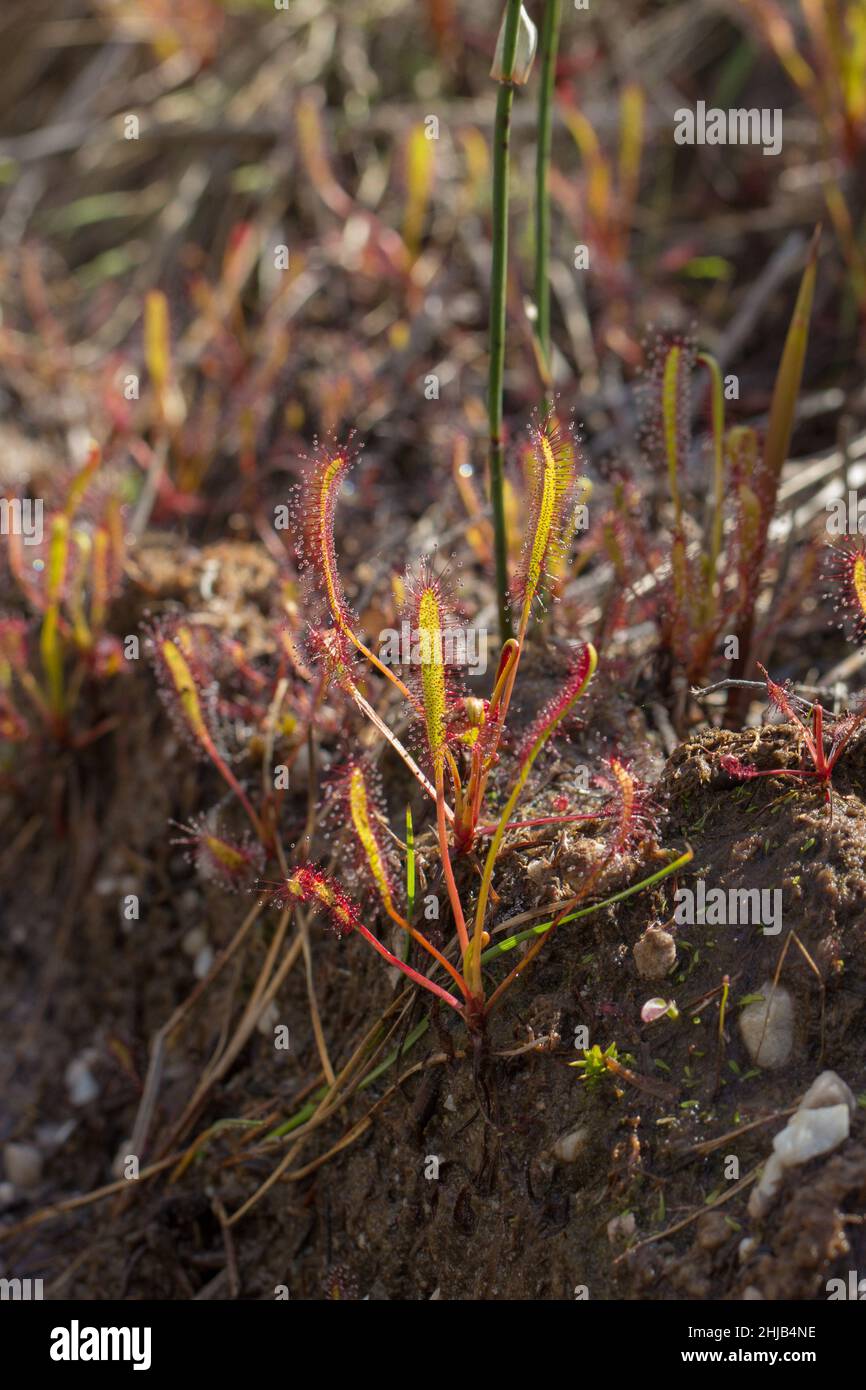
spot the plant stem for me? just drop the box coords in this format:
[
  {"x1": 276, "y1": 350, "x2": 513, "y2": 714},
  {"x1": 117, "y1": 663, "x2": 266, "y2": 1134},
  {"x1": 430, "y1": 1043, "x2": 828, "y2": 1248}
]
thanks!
[
  {"x1": 488, "y1": 0, "x2": 524, "y2": 643},
  {"x1": 354, "y1": 920, "x2": 463, "y2": 1012},
  {"x1": 534, "y1": 0, "x2": 561, "y2": 405},
  {"x1": 384, "y1": 901, "x2": 471, "y2": 1001},
  {"x1": 201, "y1": 729, "x2": 264, "y2": 842},
  {"x1": 435, "y1": 765, "x2": 470, "y2": 958},
  {"x1": 469, "y1": 642, "x2": 597, "y2": 994},
  {"x1": 468, "y1": 752, "x2": 533, "y2": 996}
]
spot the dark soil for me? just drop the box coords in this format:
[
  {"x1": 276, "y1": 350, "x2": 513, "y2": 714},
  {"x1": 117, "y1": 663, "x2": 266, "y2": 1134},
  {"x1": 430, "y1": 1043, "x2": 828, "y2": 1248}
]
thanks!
[{"x1": 2, "y1": 552, "x2": 865, "y2": 1302}]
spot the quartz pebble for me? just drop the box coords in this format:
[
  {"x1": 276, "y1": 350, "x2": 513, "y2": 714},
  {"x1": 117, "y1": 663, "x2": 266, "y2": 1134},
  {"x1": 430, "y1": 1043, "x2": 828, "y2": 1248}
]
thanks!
[
  {"x1": 798, "y1": 1070, "x2": 856, "y2": 1115},
  {"x1": 748, "y1": 1070, "x2": 852, "y2": 1219},
  {"x1": 772, "y1": 1104, "x2": 849, "y2": 1167},
  {"x1": 552, "y1": 1126, "x2": 589, "y2": 1163},
  {"x1": 738, "y1": 982, "x2": 794, "y2": 1069}
]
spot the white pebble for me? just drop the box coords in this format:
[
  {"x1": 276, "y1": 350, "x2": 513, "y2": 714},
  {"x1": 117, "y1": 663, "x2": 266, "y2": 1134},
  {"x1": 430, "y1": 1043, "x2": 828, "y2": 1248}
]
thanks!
[
  {"x1": 65, "y1": 1054, "x2": 100, "y2": 1106},
  {"x1": 798, "y1": 1070, "x2": 855, "y2": 1115},
  {"x1": 738, "y1": 983, "x2": 794, "y2": 1068},
  {"x1": 256, "y1": 1001, "x2": 279, "y2": 1036},
  {"x1": 748, "y1": 1152, "x2": 785, "y2": 1219},
  {"x1": 606, "y1": 1211, "x2": 636, "y2": 1244},
  {"x1": 749, "y1": 1071, "x2": 853, "y2": 1219},
  {"x1": 772, "y1": 1104, "x2": 849, "y2": 1167},
  {"x1": 182, "y1": 926, "x2": 207, "y2": 958},
  {"x1": 193, "y1": 945, "x2": 215, "y2": 979},
  {"x1": 4, "y1": 1142, "x2": 42, "y2": 1188},
  {"x1": 553, "y1": 1126, "x2": 589, "y2": 1163}
]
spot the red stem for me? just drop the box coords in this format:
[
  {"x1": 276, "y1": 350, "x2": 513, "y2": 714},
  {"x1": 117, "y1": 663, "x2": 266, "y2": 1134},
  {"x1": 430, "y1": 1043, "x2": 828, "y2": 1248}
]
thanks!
[{"x1": 354, "y1": 921, "x2": 462, "y2": 1012}]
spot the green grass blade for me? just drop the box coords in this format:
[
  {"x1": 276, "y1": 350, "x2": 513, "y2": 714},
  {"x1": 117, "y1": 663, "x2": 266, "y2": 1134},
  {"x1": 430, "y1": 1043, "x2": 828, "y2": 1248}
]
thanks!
[{"x1": 480, "y1": 847, "x2": 693, "y2": 962}]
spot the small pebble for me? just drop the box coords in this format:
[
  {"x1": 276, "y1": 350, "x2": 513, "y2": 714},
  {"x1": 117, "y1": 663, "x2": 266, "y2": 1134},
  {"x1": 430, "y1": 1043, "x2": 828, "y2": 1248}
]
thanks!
[
  {"x1": 738, "y1": 982, "x2": 794, "y2": 1068},
  {"x1": 798, "y1": 1070, "x2": 855, "y2": 1116},
  {"x1": 182, "y1": 926, "x2": 207, "y2": 958},
  {"x1": 633, "y1": 926, "x2": 676, "y2": 979},
  {"x1": 552, "y1": 1126, "x2": 589, "y2": 1164},
  {"x1": 748, "y1": 1069, "x2": 853, "y2": 1219},
  {"x1": 193, "y1": 944, "x2": 215, "y2": 979},
  {"x1": 4, "y1": 1142, "x2": 42, "y2": 1188},
  {"x1": 256, "y1": 1001, "x2": 280, "y2": 1036},
  {"x1": 748, "y1": 1153, "x2": 785, "y2": 1218},
  {"x1": 65, "y1": 1053, "x2": 100, "y2": 1106},
  {"x1": 606, "y1": 1212, "x2": 636, "y2": 1244},
  {"x1": 772, "y1": 1104, "x2": 849, "y2": 1167}
]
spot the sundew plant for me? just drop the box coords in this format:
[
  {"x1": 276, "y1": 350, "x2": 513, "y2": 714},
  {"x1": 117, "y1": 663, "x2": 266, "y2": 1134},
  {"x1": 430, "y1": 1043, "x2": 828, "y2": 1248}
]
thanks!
[
  {"x1": 283, "y1": 417, "x2": 691, "y2": 1031},
  {"x1": 6, "y1": 0, "x2": 866, "y2": 1320}
]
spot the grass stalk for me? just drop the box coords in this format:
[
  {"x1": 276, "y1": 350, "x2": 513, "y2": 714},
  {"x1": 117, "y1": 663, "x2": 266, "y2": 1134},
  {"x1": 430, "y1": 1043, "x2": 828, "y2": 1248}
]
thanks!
[
  {"x1": 488, "y1": 0, "x2": 525, "y2": 642},
  {"x1": 534, "y1": 0, "x2": 561, "y2": 404}
]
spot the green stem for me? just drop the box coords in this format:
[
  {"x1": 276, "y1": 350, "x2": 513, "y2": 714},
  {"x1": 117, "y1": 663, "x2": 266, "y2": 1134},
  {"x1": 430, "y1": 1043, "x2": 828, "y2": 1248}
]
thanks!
[
  {"x1": 488, "y1": 0, "x2": 524, "y2": 643},
  {"x1": 469, "y1": 642, "x2": 597, "y2": 993},
  {"x1": 436, "y1": 764, "x2": 470, "y2": 959},
  {"x1": 534, "y1": 0, "x2": 561, "y2": 404}
]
